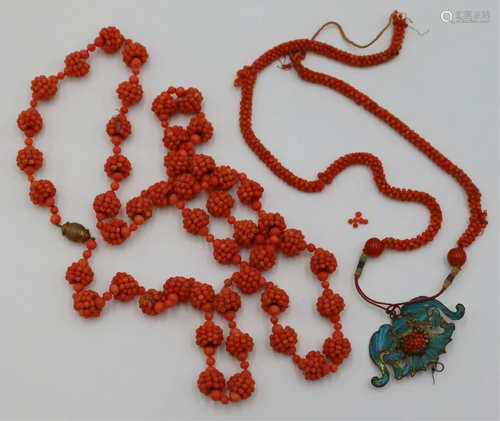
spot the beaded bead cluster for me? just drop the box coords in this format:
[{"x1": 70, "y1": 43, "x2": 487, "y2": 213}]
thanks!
[{"x1": 16, "y1": 27, "x2": 350, "y2": 405}]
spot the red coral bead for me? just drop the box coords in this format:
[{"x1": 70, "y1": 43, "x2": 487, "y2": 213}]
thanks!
[
  {"x1": 93, "y1": 191, "x2": 121, "y2": 218},
  {"x1": 98, "y1": 26, "x2": 125, "y2": 54},
  {"x1": 447, "y1": 247, "x2": 467, "y2": 267},
  {"x1": 126, "y1": 196, "x2": 153, "y2": 221},
  {"x1": 189, "y1": 281, "x2": 215, "y2": 310},
  {"x1": 190, "y1": 154, "x2": 216, "y2": 180},
  {"x1": 186, "y1": 115, "x2": 214, "y2": 143},
  {"x1": 364, "y1": 237, "x2": 385, "y2": 257},
  {"x1": 122, "y1": 42, "x2": 148, "y2": 67},
  {"x1": 249, "y1": 245, "x2": 276, "y2": 272},
  {"x1": 65, "y1": 260, "x2": 94, "y2": 286},
  {"x1": 197, "y1": 367, "x2": 226, "y2": 396},
  {"x1": 279, "y1": 229, "x2": 307, "y2": 257},
  {"x1": 64, "y1": 51, "x2": 90, "y2": 77},
  {"x1": 138, "y1": 288, "x2": 165, "y2": 315},
  {"x1": 237, "y1": 179, "x2": 264, "y2": 205},
  {"x1": 73, "y1": 290, "x2": 104, "y2": 318},
  {"x1": 310, "y1": 248, "x2": 337, "y2": 275},
  {"x1": 147, "y1": 180, "x2": 174, "y2": 207},
  {"x1": 195, "y1": 321, "x2": 224, "y2": 348},
  {"x1": 258, "y1": 212, "x2": 286, "y2": 238},
  {"x1": 233, "y1": 220, "x2": 259, "y2": 248},
  {"x1": 152, "y1": 91, "x2": 178, "y2": 121},
  {"x1": 17, "y1": 108, "x2": 43, "y2": 134},
  {"x1": 110, "y1": 272, "x2": 140, "y2": 302},
  {"x1": 227, "y1": 371, "x2": 255, "y2": 400},
  {"x1": 232, "y1": 263, "x2": 264, "y2": 295},
  {"x1": 16, "y1": 146, "x2": 43, "y2": 175},
  {"x1": 29, "y1": 179, "x2": 56, "y2": 206},
  {"x1": 164, "y1": 151, "x2": 190, "y2": 177},
  {"x1": 214, "y1": 287, "x2": 242, "y2": 314},
  {"x1": 212, "y1": 166, "x2": 238, "y2": 191},
  {"x1": 177, "y1": 87, "x2": 203, "y2": 114},
  {"x1": 30, "y1": 75, "x2": 58, "y2": 101},
  {"x1": 100, "y1": 218, "x2": 130, "y2": 245},
  {"x1": 183, "y1": 208, "x2": 210, "y2": 235},
  {"x1": 162, "y1": 126, "x2": 188, "y2": 151},
  {"x1": 269, "y1": 325, "x2": 298, "y2": 353},
  {"x1": 225, "y1": 328, "x2": 254, "y2": 356},
  {"x1": 206, "y1": 191, "x2": 235, "y2": 217},
  {"x1": 104, "y1": 155, "x2": 132, "y2": 179},
  {"x1": 117, "y1": 81, "x2": 143, "y2": 106},
  {"x1": 173, "y1": 174, "x2": 200, "y2": 201},
  {"x1": 299, "y1": 351, "x2": 330, "y2": 381},
  {"x1": 213, "y1": 238, "x2": 240, "y2": 265},
  {"x1": 106, "y1": 114, "x2": 132, "y2": 140},
  {"x1": 316, "y1": 291, "x2": 345, "y2": 317},
  {"x1": 260, "y1": 286, "x2": 290, "y2": 314},
  {"x1": 323, "y1": 336, "x2": 352, "y2": 365},
  {"x1": 163, "y1": 276, "x2": 192, "y2": 303}
]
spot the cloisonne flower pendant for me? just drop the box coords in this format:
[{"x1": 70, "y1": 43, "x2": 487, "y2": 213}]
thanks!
[{"x1": 369, "y1": 297, "x2": 465, "y2": 387}]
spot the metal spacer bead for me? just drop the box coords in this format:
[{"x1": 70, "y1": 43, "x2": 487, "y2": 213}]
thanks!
[{"x1": 61, "y1": 222, "x2": 92, "y2": 243}]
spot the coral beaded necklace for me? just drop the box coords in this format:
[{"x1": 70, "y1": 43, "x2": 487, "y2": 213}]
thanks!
[
  {"x1": 235, "y1": 11, "x2": 488, "y2": 386},
  {"x1": 16, "y1": 27, "x2": 353, "y2": 405}
]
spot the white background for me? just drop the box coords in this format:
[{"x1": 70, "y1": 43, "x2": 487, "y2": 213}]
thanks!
[{"x1": 0, "y1": 1, "x2": 498, "y2": 420}]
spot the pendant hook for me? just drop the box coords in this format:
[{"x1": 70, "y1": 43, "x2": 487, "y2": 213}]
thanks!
[{"x1": 431, "y1": 361, "x2": 445, "y2": 384}]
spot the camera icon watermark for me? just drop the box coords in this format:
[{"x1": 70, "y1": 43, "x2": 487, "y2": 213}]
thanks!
[{"x1": 441, "y1": 10, "x2": 490, "y2": 23}]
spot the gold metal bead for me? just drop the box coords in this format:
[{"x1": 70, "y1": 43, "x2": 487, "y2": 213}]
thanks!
[{"x1": 61, "y1": 222, "x2": 91, "y2": 243}]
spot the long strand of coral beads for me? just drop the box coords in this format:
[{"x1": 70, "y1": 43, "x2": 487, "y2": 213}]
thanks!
[
  {"x1": 234, "y1": 12, "x2": 488, "y2": 309},
  {"x1": 16, "y1": 27, "x2": 351, "y2": 405}
]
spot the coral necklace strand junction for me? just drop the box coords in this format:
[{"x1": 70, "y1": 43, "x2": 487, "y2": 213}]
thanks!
[
  {"x1": 16, "y1": 27, "x2": 353, "y2": 405},
  {"x1": 235, "y1": 11, "x2": 488, "y2": 386}
]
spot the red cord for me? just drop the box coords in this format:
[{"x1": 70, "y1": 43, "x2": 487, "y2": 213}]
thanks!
[{"x1": 355, "y1": 276, "x2": 445, "y2": 317}]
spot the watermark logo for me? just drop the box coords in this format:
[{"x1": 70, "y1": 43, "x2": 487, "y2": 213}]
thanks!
[{"x1": 441, "y1": 10, "x2": 490, "y2": 23}]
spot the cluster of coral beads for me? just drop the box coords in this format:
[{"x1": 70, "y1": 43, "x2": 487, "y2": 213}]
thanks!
[{"x1": 348, "y1": 211, "x2": 368, "y2": 229}]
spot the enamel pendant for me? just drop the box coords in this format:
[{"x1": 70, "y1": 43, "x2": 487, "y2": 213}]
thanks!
[{"x1": 369, "y1": 297, "x2": 465, "y2": 387}]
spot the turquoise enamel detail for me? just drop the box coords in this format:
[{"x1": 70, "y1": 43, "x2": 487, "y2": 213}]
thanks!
[{"x1": 369, "y1": 297, "x2": 465, "y2": 387}]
